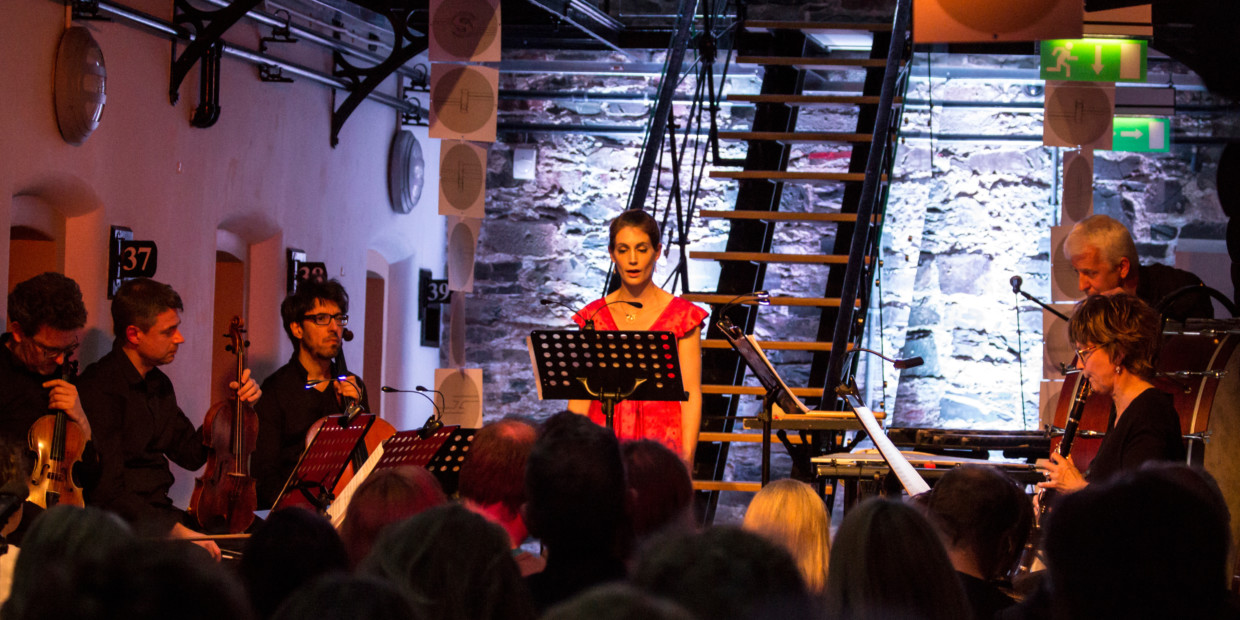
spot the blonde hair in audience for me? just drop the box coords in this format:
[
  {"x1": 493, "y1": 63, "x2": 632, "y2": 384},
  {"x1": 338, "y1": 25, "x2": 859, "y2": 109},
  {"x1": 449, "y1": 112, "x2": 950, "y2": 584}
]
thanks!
[{"x1": 742, "y1": 478, "x2": 830, "y2": 592}]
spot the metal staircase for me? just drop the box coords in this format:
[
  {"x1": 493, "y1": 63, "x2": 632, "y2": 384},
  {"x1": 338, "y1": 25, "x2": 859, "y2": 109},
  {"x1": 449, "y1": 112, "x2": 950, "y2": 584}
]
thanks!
[{"x1": 687, "y1": 1, "x2": 912, "y2": 522}]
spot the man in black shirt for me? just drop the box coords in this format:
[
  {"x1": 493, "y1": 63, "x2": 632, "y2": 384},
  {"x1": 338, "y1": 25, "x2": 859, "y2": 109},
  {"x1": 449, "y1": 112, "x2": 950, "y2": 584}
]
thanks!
[
  {"x1": 78, "y1": 278, "x2": 259, "y2": 558},
  {"x1": 0, "y1": 273, "x2": 98, "y2": 534},
  {"x1": 252, "y1": 279, "x2": 366, "y2": 509},
  {"x1": 1065, "y1": 214, "x2": 1214, "y2": 319}
]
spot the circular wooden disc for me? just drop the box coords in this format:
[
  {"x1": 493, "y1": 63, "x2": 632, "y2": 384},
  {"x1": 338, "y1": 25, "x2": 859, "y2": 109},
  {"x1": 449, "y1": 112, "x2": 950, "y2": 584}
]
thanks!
[
  {"x1": 433, "y1": 0, "x2": 499, "y2": 60},
  {"x1": 440, "y1": 142, "x2": 485, "y2": 212},
  {"x1": 432, "y1": 66, "x2": 495, "y2": 136},
  {"x1": 940, "y1": 0, "x2": 1061, "y2": 35}
]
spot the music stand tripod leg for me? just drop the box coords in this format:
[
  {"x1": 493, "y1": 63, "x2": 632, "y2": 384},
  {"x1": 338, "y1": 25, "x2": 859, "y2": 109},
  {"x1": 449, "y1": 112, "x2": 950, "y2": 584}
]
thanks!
[{"x1": 760, "y1": 391, "x2": 774, "y2": 486}]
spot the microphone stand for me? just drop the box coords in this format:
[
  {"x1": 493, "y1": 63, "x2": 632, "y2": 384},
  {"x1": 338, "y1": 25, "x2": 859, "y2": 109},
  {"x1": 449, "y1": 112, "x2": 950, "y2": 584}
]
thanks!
[
  {"x1": 1010, "y1": 276, "x2": 1069, "y2": 322},
  {"x1": 381, "y1": 386, "x2": 444, "y2": 438}
]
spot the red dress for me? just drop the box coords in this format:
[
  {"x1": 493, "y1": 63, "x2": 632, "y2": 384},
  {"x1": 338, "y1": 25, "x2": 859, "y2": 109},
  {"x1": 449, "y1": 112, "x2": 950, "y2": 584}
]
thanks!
[{"x1": 571, "y1": 296, "x2": 708, "y2": 451}]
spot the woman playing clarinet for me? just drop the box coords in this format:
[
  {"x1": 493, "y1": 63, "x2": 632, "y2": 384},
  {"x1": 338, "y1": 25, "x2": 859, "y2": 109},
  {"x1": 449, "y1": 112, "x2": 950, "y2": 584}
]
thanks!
[
  {"x1": 568, "y1": 210, "x2": 707, "y2": 464},
  {"x1": 1037, "y1": 293, "x2": 1184, "y2": 493}
]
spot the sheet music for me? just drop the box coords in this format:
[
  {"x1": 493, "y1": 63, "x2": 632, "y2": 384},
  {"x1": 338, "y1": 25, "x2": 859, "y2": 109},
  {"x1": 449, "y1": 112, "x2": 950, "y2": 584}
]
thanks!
[
  {"x1": 326, "y1": 442, "x2": 387, "y2": 529},
  {"x1": 842, "y1": 393, "x2": 930, "y2": 496}
]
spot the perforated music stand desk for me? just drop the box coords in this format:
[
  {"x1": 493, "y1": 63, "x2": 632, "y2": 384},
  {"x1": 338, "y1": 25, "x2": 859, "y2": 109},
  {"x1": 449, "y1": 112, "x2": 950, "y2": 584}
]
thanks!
[
  {"x1": 325, "y1": 426, "x2": 477, "y2": 526},
  {"x1": 273, "y1": 414, "x2": 376, "y2": 513},
  {"x1": 529, "y1": 329, "x2": 686, "y2": 428},
  {"x1": 373, "y1": 426, "x2": 476, "y2": 495}
]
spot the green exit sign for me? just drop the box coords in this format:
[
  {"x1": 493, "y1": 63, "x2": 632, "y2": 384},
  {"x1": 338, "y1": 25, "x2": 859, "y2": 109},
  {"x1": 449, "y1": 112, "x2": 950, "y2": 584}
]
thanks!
[
  {"x1": 1111, "y1": 117, "x2": 1169, "y2": 152},
  {"x1": 1040, "y1": 39, "x2": 1147, "y2": 83}
]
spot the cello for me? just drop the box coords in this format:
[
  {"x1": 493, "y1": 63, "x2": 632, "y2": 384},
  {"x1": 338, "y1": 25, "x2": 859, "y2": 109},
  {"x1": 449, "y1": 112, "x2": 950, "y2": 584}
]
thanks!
[
  {"x1": 189, "y1": 317, "x2": 258, "y2": 534},
  {"x1": 27, "y1": 359, "x2": 86, "y2": 508}
]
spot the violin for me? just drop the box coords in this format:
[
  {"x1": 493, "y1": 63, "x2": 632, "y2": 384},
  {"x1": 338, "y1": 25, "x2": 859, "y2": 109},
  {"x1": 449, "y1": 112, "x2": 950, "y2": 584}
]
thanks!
[
  {"x1": 27, "y1": 359, "x2": 86, "y2": 508},
  {"x1": 189, "y1": 317, "x2": 258, "y2": 534}
]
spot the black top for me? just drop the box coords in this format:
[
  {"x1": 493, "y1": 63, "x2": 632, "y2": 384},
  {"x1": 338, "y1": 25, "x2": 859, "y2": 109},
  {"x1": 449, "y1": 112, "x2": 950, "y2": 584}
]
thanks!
[
  {"x1": 77, "y1": 340, "x2": 207, "y2": 536},
  {"x1": 525, "y1": 554, "x2": 627, "y2": 614},
  {"x1": 252, "y1": 354, "x2": 368, "y2": 509},
  {"x1": 958, "y1": 572, "x2": 1018, "y2": 620},
  {"x1": 1137, "y1": 262, "x2": 1214, "y2": 320},
  {"x1": 1086, "y1": 388, "x2": 1184, "y2": 484}
]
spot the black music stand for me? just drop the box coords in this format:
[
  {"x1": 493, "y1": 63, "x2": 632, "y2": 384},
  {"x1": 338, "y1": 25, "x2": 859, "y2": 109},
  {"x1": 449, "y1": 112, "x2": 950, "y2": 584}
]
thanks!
[
  {"x1": 718, "y1": 318, "x2": 809, "y2": 485},
  {"x1": 373, "y1": 426, "x2": 476, "y2": 495},
  {"x1": 272, "y1": 414, "x2": 376, "y2": 513},
  {"x1": 528, "y1": 329, "x2": 686, "y2": 428}
]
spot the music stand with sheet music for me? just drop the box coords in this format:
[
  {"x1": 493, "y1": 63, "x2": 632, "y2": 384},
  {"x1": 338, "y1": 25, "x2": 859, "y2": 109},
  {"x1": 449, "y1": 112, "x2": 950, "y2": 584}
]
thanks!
[
  {"x1": 272, "y1": 414, "x2": 376, "y2": 513},
  {"x1": 718, "y1": 318, "x2": 812, "y2": 485},
  {"x1": 528, "y1": 329, "x2": 686, "y2": 428},
  {"x1": 326, "y1": 425, "x2": 477, "y2": 526}
]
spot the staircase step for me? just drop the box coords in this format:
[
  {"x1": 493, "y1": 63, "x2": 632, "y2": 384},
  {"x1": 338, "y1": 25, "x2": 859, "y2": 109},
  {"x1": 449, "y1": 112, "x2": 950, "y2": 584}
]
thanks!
[
  {"x1": 717, "y1": 130, "x2": 875, "y2": 143},
  {"x1": 701, "y1": 339, "x2": 834, "y2": 352},
  {"x1": 698, "y1": 431, "x2": 806, "y2": 444},
  {"x1": 699, "y1": 209, "x2": 879, "y2": 223},
  {"x1": 709, "y1": 170, "x2": 883, "y2": 183},
  {"x1": 702, "y1": 384, "x2": 825, "y2": 397},
  {"x1": 736, "y1": 56, "x2": 897, "y2": 69},
  {"x1": 689, "y1": 251, "x2": 866, "y2": 265},
  {"x1": 692, "y1": 480, "x2": 764, "y2": 492},
  {"x1": 727, "y1": 94, "x2": 904, "y2": 107},
  {"x1": 684, "y1": 293, "x2": 859, "y2": 308},
  {"x1": 743, "y1": 20, "x2": 893, "y2": 33}
]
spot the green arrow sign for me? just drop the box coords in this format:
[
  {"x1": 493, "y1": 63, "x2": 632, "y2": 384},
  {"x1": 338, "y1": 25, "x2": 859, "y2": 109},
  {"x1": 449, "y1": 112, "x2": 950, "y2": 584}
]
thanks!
[
  {"x1": 1040, "y1": 39, "x2": 1147, "y2": 83},
  {"x1": 1110, "y1": 117, "x2": 1169, "y2": 152}
]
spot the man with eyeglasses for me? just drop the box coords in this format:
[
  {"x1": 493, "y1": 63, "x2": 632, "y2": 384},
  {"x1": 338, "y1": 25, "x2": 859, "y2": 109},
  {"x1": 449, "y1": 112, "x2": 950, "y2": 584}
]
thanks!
[
  {"x1": 252, "y1": 278, "x2": 368, "y2": 509},
  {"x1": 77, "y1": 278, "x2": 260, "y2": 559},
  {"x1": 0, "y1": 272, "x2": 100, "y2": 538}
]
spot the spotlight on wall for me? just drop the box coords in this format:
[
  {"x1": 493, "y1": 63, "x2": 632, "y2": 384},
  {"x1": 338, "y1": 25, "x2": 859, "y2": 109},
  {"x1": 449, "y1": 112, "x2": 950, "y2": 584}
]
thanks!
[{"x1": 513, "y1": 146, "x2": 537, "y2": 181}]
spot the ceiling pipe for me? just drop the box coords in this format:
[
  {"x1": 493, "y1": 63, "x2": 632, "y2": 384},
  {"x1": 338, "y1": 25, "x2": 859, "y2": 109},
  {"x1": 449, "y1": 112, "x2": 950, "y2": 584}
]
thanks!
[{"x1": 91, "y1": 0, "x2": 423, "y2": 116}]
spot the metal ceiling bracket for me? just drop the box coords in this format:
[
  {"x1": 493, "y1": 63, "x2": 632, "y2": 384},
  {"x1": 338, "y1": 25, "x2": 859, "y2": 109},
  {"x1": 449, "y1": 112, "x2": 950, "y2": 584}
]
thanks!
[
  {"x1": 190, "y1": 40, "x2": 223, "y2": 127},
  {"x1": 169, "y1": 0, "x2": 264, "y2": 105},
  {"x1": 329, "y1": 2, "x2": 427, "y2": 147},
  {"x1": 258, "y1": 9, "x2": 298, "y2": 54},
  {"x1": 70, "y1": 0, "x2": 111, "y2": 21}
]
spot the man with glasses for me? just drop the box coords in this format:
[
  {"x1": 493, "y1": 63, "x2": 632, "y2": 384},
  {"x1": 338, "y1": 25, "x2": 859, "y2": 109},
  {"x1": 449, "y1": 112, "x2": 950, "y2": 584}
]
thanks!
[
  {"x1": 253, "y1": 279, "x2": 368, "y2": 508},
  {"x1": 0, "y1": 272, "x2": 99, "y2": 536},
  {"x1": 78, "y1": 278, "x2": 260, "y2": 559}
]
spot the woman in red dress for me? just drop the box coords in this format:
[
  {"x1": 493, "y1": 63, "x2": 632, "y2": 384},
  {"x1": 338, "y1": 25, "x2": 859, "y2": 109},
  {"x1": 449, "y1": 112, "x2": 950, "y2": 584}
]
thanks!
[{"x1": 568, "y1": 210, "x2": 707, "y2": 463}]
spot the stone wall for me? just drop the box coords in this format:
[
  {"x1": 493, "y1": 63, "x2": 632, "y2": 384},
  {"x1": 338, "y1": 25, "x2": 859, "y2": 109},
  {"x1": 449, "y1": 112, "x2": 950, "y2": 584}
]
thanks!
[{"x1": 460, "y1": 21, "x2": 1236, "y2": 522}]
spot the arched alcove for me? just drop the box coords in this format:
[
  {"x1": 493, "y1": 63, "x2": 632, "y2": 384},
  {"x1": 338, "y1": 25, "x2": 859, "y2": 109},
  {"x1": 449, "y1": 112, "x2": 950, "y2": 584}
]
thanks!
[
  {"x1": 364, "y1": 250, "x2": 390, "y2": 415},
  {"x1": 210, "y1": 230, "x2": 247, "y2": 405}
]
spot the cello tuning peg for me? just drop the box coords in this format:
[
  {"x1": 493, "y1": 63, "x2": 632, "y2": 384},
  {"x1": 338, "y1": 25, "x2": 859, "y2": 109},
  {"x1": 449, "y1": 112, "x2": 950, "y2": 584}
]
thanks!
[
  {"x1": 225, "y1": 345, "x2": 235, "y2": 353},
  {"x1": 244, "y1": 340, "x2": 250, "y2": 347}
]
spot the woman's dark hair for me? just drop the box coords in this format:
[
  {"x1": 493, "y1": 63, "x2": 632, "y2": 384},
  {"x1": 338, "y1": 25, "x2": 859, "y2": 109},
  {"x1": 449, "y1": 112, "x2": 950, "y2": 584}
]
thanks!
[
  {"x1": 239, "y1": 507, "x2": 349, "y2": 618},
  {"x1": 622, "y1": 439, "x2": 693, "y2": 539},
  {"x1": 360, "y1": 503, "x2": 535, "y2": 620},
  {"x1": 15, "y1": 539, "x2": 253, "y2": 620},
  {"x1": 339, "y1": 466, "x2": 447, "y2": 567},
  {"x1": 822, "y1": 498, "x2": 969, "y2": 620},
  {"x1": 4, "y1": 505, "x2": 133, "y2": 619},
  {"x1": 1045, "y1": 464, "x2": 1231, "y2": 620},
  {"x1": 608, "y1": 210, "x2": 662, "y2": 252},
  {"x1": 632, "y1": 526, "x2": 814, "y2": 620},
  {"x1": 924, "y1": 465, "x2": 1033, "y2": 580},
  {"x1": 1068, "y1": 293, "x2": 1161, "y2": 380},
  {"x1": 271, "y1": 574, "x2": 416, "y2": 620}
]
